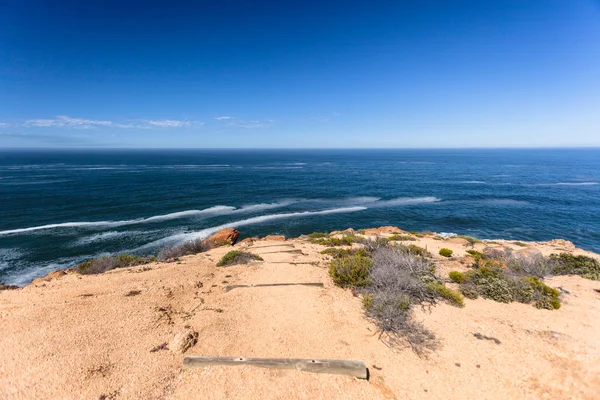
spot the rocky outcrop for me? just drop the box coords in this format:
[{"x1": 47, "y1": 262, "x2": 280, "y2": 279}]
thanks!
[
  {"x1": 200, "y1": 228, "x2": 240, "y2": 249},
  {"x1": 363, "y1": 226, "x2": 404, "y2": 236},
  {"x1": 0, "y1": 283, "x2": 20, "y2": 291}
]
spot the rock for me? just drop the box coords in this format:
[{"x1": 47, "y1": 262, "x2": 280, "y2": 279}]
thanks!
[
  {"x1": 200, "y1": 228, "x2": 240, "y2": 250},
  {"x1": 169, "y1": 329, "x2": 198, "y2": 354},
  {"x1": 31, "y1": 269, "x2": 67, "y2": 285},
  {"x1": 363, "y1": 228, "x2": 382, "y2": 236},
  {"x1": 0, "y1": 283, "x2": 20, "y2": 291},
  {"x1": 262, "y1": 235, "x2": 286, "y2": 241}
]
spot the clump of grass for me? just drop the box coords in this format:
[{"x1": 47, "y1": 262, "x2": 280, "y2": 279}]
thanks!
[
  {"x1": 216, "y1": 250, "x2": 263, "y2": 267},
  {"x1": 439, "y1": 248, "x2": 453, "y2": 257},
  {"x1": 403, "y1": 244, "x2": 431, "y2": 257},
  {"x1": 550, "y1": 253, "x2": 600, "y2": 280},
  {"x1": 514, "y1": 241, "x2": 528, "y2": 247},
  {"x1": 328, "y1": 254, "x2": 372, "y2": 287},
  {"x1": 388, "y1": 234, "x2": 416, "y2": 241},
  {"x1": 78, "y1": 254, "x2": 156, "y2": 275},
  {"x1": 448, "y1": 271, "x2": 465, "y2": 284}
]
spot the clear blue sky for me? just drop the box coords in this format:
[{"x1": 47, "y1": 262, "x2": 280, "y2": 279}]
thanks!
[{"x1": 1, "y1": 0, "x2": 600, "y2": 148}]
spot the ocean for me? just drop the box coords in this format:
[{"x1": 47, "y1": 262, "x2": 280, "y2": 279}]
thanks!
[{"x1": 1, "y1": 148, "x2": 599, "y2": 285}]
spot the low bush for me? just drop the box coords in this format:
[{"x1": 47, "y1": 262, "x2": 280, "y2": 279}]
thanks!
[
  {"x1": 514, "y1": 241, "x2": 528, "y2": 247},
  {"x1": 158, "y1": 239, "x2": 211, "y2": 261},
  {"x1": 307, "y1": 232, "x2": 329, "y2": 239},
  {"x1": 328, "y1": 254, "x2": 372, "y2": 287},
  {"x1": 454, "y1": 266, "x2": 561, "y2": 309},
  {"x1": 427, "y1": 283, "x2": 465, "y2": 307},
  {"x1": 439, "y1": 248, "x2": 453, "y2": 257},
  {"x1": 311, "y1": 234, "x2": 361, "y2": 247},
  {"x1": 448, "y1": 270, "x2": 465, "y2": 284},
  {"x1": 78, "y1": 254, "x2": 156, "y2": 275},
  {"x1": 388, "y1": 234, "x2": 416, "y2": 241},
  {"x1": 551, "y1": 253, "x2": 600, "y2": 280},
  {"x1": 216, "y1": 250, "x2": 263, "y2": 267}
]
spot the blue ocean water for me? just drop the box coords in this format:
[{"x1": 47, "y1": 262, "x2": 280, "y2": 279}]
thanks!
[{"x1": 0, "y1": 148, "x2": 599, "y2": 285}]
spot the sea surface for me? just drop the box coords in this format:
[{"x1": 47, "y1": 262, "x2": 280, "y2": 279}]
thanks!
[{"x1": 1, "y1": 148, "x2": 599, "y2": 285}]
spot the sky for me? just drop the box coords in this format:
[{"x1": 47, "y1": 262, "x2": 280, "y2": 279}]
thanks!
[{"x1": 1, "y1": 0, "x2": 600, "y2": 148}]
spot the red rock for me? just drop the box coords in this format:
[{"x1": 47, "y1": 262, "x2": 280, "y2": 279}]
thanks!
[{"x1": 200, "y1": 228, "x2": 240, "y2": 249}]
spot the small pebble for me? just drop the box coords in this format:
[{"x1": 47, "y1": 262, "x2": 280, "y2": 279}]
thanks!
[{"x1": 455, "y1": 363, "x2": 461, "y2": 367}]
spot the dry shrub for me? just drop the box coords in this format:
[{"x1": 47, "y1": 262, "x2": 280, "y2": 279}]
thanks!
[
  {"x1": 78, "y1": 254, "x2": 156, "y2": 275},
  {"x1": 158, "y1": 239, "x2": 211, "y2": 261},
  {"x1": 216, "y1": 250, "x2": 263, "y2": 267}
]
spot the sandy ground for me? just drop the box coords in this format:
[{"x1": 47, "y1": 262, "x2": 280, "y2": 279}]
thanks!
[{"x1": 1, "y1": 230, "x2": 600, "y2": 399}]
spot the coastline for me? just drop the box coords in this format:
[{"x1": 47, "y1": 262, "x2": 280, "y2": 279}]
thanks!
[{"x1": 1, "y1": 227, "x2": 599, "y2": 399}]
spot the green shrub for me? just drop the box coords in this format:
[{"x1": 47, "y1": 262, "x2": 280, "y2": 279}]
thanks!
[
  {"x1": 329, "y1": 254, "x2": 372, "y2": 287},
  {"x1": 514, "y1": 241, "x2": 528, "y2": 247},
  {"x1": 428, "y1": 283, "x2": 465, "y2": 307},
  {"x1": 456, "y1": 267, "x2": 561, "y2": 309},
  {"x1": 448, "y1": 271, "x2": 465, "y2": 284},
  {"x1": 216, "y1": 250, "x2": 263, "y2": 267},
  {"x1": 362, "y1": 293, "x2": 374, "y2": 310},
  {"x1": 396, "y1": 244, "x2": 431, "y2": 257},
  {"x1": 439, "y1": 248, "x2": 453, "y2": 257},
  {"x1": 307, "y1": 232, "x2": 329, "y2": 239},
  {"x1": 388, "y1": 234, "x2": 416, "y2": 241},
  {"x1": 550, "y1": 253, "x2": 600, "y2": 280}
]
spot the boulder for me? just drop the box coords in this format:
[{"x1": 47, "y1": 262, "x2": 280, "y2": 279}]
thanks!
[
  {"x1": 0, "y1": 283, "x2": 20, "y2": 291},
  {"x1": 200, "y1": 228, "x2": 240, "y2": 249}
]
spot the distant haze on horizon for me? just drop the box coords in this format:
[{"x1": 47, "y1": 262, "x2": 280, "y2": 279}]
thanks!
[{"x1": 1, "y1": 0, "x2": 600, "y2": 149}]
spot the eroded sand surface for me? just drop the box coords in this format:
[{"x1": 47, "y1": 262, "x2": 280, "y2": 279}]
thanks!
[{"x1": 1, "y1": 232, "x2": 599, "y2": 399}]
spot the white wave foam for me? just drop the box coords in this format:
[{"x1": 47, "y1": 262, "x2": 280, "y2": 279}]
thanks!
[
  {"x1": 372, "y1": 197, "x2": 441, "y2": 207},
  {"x1": 0, "y1": 206, "x2": 235, "y2": 235},
  {"x1": 460, "y1": 181, "x2": 486, "y2": 184},
  {"x1": 73, "y1": 230, "x2": 148, "y2": 246},
  {"x1": 554, "y1": 182, "x2": 598, "y2": 186},
  {"x1": 438, "y1": 232, "x2": 457, "y2": 238},
  {"x1": 136, "y1": 206, "x2": 368, "y2": 250}
]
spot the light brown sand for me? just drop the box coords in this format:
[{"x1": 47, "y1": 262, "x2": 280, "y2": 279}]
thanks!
[{"x1": 1, "y1": 232, "x2": 599, "y2": 399}]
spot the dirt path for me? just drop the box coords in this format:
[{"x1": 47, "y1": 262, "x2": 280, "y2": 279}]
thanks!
[{"x1": 1, "y1": 237, "x2": 600, "y2": 399}]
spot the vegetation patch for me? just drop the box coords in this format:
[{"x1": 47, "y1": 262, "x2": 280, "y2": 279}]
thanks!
[
  {"x1": 216, "y1": 250, "x2": 263, "y2": 267},
  {"x1": 388, "y1": 234, "x2": 416, "y2": 241},
  {"x1": 310, "y1": 234, "x2": 361, "y2": 247},
  {"x1": 454, "y1": 267, "x2": 560, "y2": 309},
  {"x1": 514, "y1": 241, "x2": 528, "y2": 247},
  {"x1": 78, "y1": 254, "x2": 156, "y2": 275},
  {"x1": 329, "y1": 240, "x2": 463, "y2": 354},
  {"x1": 448, "y1": 270, "x2": 465, "y2": 284},
  {"x1": 329, "y1": 254, "x2": 372, "y2": 287},
  {"x1": 550, "y1": 253, "x2": 600, "y2": 280},
  {"x1": 307, "y1": 232, "x2": 329, "y2": 239},
  {"x1": 439, "y1": 248, "x2": 453, "y2": 257},
  {"x1": 321, "y1": 247, "x2": 369, "y2": 259},
  {"x1": 158, "y1": 239, "x2": 212, "y2": 261}
]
